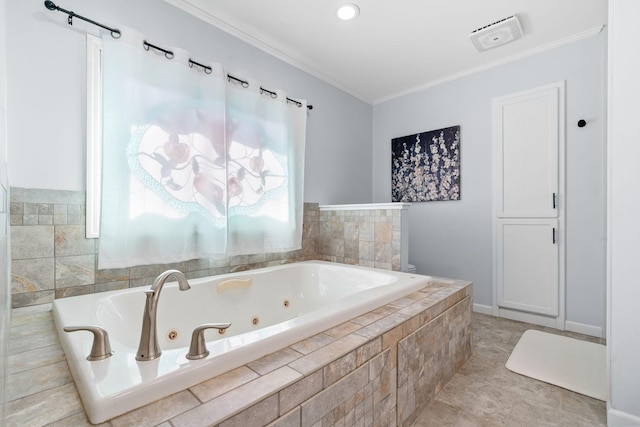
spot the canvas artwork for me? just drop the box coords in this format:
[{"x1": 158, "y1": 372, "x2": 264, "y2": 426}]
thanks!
[{"x1": 391, "y1": 125, "x2": 460, "y2": 202}]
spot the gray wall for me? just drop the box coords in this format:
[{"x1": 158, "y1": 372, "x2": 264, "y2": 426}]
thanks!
[
  {"x1": 6, "y1": 0, "x2": 372, "y2": 205},
  {"x1": 372, "y1": 33, "x2": 607, "y2": 332}
]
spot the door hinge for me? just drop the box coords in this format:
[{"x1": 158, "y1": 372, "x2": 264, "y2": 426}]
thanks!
[
  {"x1": 552, "y1": 227, "x2": 556, "y2": 244},
  {"x1": 553, "y1": 193, "x2": 557, "y2": 209}
]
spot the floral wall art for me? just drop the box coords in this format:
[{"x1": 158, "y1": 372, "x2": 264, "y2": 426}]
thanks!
[{"x1": 391, "y1": 125, "x2": 460, "y2": 202}]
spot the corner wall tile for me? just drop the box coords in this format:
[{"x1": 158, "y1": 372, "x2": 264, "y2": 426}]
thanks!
[
  {"x1": 359, "y1": 241, "x2": 374, "y2": 262},
  {"x1": 38, "y1": 215, "x2": 53, "y2": 225},
  {"x1": 38, "y1": 204, "x2": 53, "y2": 215},
  {"x1": 10, "y1": 215, "x2": 23, "y2": 226},
  {"x1": 55, "y1": 255, "x2": 96, "y2": 288},
  {"x1": 23, "y1": 204, "x2": 38, "y2": 215},
  {"x1": 23, "y1": 215, "x2": 38, "y2": 225},
  {"x1": 359, "y1": 223, "x2": 374, "y2": 242},
  {"x1": 95, "y1": 267, "x2": 130, "y2": 284},
  {"x1": 11, "y1": 258, "x2": 55, "y2": 293},
  {"x1": 9, "y1": 202, "x2": 23, "y2": 214},
  {"x1": 55, "y1": 285, "x2": 96, "y2": 299},
  {"x1": 374, "y1": 223, "x2": 393, "y2": 243},
  {"x1": 95, "y1": 280, "x2": 129, "y2": 293},
  {"x1": 53, "y1": 214, "x2": 68, "y2": 225},
  {"x1": 67, "y1": 214, "x2": 85, "y2": 225},
  {"x1": 11, "y1": 290, "x2": 54, "y2": 308},
  {"x1": 11, "y1": 226, "x2": 54, "y2": 259},
  {"x1": 54, "y1": 225, "x2": 94, "y2": 257}
]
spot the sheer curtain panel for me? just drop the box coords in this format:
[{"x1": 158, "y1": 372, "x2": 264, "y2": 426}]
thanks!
[
  {"x1": 98, "y1": 30, "x2": 307, "y2": 269},
  {"x1": 225, "y1": 82, "x2": 306, "y2": 256}
]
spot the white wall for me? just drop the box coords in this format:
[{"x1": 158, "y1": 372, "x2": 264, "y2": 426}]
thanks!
[
  {"x1": 5, "y1": 0, "x2": 372, "y2": 205},
  {"x1": 0, "y1": 0, "x2": 9, "y2": 420},
  {"x1": 607, "y1": 0, "x2": 640, "y2": 424},
  {"x1": 372, "y1": 33, "x2": 607, "y2": 333}
]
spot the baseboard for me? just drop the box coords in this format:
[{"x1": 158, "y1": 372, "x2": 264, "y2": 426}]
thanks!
[
  {"x1": 608, "y1": 408, "x2": 640, "y2": 426},
  {"x1": 497, "y1": 307, "x2": 558, "y2": 328},
  {"x1": 473, "y1": 303, "x2": 493, "y2": 315},
  {"x1": 564, "y1": 320, "x2": 604, "y2": 338}
]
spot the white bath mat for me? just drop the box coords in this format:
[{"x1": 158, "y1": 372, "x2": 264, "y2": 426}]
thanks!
[{"x1": 505, "y1": 329, "x2": 606, "y2": 401}]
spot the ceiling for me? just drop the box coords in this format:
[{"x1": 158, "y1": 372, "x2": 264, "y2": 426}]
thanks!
[{"x1": 165, "y1": 0, "x2": 608, "y2": 104}]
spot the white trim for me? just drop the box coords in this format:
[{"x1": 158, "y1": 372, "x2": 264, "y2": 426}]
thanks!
[
  {"x1": 606, "y1": 0, "x2": 614, "y2": 416},
  {"x1": 318, "y1": 203, "x2": 410, "y2": 211},
  {"x1": 163, "y1": 0, "x2": 603, "y2": 105},
  {"x1": 564, "y1": 320, "x2": 604, "y2": 338},
  {"x1": 374, "y1": 26, "x2": 604, "y2": 105},
  {"x1": 472, "y1": 304, "x2": 493, "y2": 315},
  {"x1": 497, "y1": 307, "x2": 560, "y2": 329},
  {"x1": 608, "y1": 408, "x2": 640, "y2": 427},
  {"x1": 163, "y1": 0, "x2": 370, "y2": 104},
  {"x1": 86, "y1": 34, "x2": 102, "y2": 239},
  {"x1": 491, "y1": 81, "x2": 566, "y2": 330}
]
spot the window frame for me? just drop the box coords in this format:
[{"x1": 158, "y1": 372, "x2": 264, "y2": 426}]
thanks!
[{"x1": 86, "y1": 34, "x2": 102, "y2": 238}]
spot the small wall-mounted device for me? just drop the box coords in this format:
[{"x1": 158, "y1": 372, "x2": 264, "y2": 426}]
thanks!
[{"x1": 469, "y1": 15, "x2": 523, "y2": 52}]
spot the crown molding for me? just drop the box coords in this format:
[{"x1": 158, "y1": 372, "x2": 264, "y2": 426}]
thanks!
[
  {"x1": 373, "y1": 25, "x2": 605, "y2": 105},
  {"x1": 164, "y1": 0, "x2": 372, "y2": 103}
]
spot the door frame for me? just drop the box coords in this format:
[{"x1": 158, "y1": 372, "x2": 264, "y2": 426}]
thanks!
[{"x1": 491, "y1": 81, "x2": 566, "y2": 330}]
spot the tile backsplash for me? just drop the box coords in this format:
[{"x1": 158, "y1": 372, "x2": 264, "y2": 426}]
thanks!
[{"x1": 9, "y1": 188, "x2": 408, "y2": 308}]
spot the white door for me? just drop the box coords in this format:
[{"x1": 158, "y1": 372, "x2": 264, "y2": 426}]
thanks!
[{"x1": 493, "y1": 82, "x2": 565, "y2": 324}]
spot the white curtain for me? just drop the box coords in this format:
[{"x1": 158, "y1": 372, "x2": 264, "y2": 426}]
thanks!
[
  {"x1": 98, "y1": 30, "x2": 306, "y2": 269},
  {"x1": 225, "y1": 82, "x2": 306, "y2": 256}
]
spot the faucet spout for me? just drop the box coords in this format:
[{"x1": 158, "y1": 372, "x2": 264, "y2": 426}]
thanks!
[{"x1": 136, "y1": 270, "x2": 191, "y2": 361}]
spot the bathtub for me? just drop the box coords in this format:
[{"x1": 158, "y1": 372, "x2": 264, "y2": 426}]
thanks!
[{"x1": 52, "y1": 261, "x2": 430, "y2": 423}]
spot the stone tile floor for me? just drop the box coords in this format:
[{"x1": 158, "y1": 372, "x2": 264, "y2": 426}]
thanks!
[{"x1": 411, "y1": 313, "x2": 607, "y2": 427}]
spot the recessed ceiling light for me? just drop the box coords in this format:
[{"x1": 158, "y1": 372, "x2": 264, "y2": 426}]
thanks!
[{"x1": 336, "y1": 3, "x2": 360, "y2": 21}]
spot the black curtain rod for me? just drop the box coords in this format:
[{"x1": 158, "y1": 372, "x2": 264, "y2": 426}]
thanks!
[
  {"x1": 143, "y1": 42, "x2": 213, "y2": 77},
  {"x1": 143, "y1": 40, "x2": 174, "y2": 60},
  {"x1": 227, "y1": 74, "x2": 313, "y2": 110},
  {"x1": 44, "y1": 1, "x2": 313, "y2": 110},
  {"x1": 44, "y1": 1, "x2": 121, "y2": 39}
]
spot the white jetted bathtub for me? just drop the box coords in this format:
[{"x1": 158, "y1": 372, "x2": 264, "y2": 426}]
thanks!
[{"x1": 52, "y1": 261, "x2": 430, "y2": 423}]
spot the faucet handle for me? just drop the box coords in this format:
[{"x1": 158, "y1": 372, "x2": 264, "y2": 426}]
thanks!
[
  {"x1": 64, "y1": 325, "x2": 114, "y2": 361},
  {"x1": 186, "y1": 323, "x2": 231, "y2": 360}
]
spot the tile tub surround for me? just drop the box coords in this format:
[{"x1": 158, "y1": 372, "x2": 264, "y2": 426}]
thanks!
[
  {"x1": 9, "y1": 187, "x2": 321, "y2": 308},
  {"x1": 9, "y1": 189, "x2": 411, "y2": 309},
  {"x1": 317, "y1": 203, "x2": 410, "y2": 272},
  {"x1": 6, "y1": 277, "x2": 472, "y2": 426}
]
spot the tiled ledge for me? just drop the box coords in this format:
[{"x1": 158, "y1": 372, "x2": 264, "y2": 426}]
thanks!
[
  {"x1": 318, "y1": 203, "x2": 410, "y2": 211},
  {"x1": 6, "y1": 277, "x2": 472, "y2": 426}
]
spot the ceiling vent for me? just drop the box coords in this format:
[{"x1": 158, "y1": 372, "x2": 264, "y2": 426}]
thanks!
[{"x1": 469, "y1": 15, "x2": 523, "y2": 52}]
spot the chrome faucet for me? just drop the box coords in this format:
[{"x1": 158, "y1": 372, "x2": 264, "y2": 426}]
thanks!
[{"x1": 136, "y1": 269, "x2": 191, "y2": 361}]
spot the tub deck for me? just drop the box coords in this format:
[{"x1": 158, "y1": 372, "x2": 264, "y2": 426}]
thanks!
[{"x1": 6, "y1": 275, "x2": 472, "y2": 427}]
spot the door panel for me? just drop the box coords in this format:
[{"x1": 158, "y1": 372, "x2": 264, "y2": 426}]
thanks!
[
  {"x1": 497, "y1": 88, "x2": 559, "y2": 218},
  {"x1": 497, "y1": 219, "x2": 559, "y2": 316}
]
